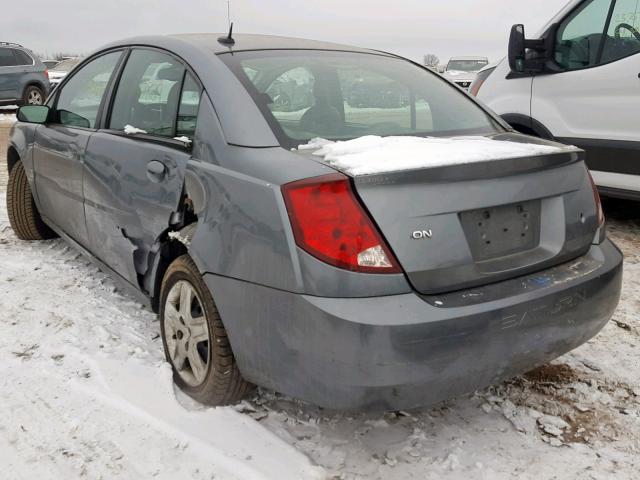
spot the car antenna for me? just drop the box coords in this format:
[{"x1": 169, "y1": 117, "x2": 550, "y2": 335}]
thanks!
[{"x1": 218, "y1": 1, "x2": 235, "y2": 46}]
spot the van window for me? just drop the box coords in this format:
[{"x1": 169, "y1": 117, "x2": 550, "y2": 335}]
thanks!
[
  {"x1": 556, "y1": 0, "x2": 613, "y2": 69},
  {"x1": 110, "y1": 49, "x2": 186, "y2": 137},
  {"x1": 601, "y1": 0, "x2": 640, "y2": 62}
]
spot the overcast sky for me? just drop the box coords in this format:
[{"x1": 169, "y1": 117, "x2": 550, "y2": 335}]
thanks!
[{"x1": 3, "y1": 0, "x2": 571, "y2": 63}]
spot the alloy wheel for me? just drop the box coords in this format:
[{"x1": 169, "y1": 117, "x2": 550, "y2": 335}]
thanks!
[
  {"x1": 27, "y1": 90, "x2": 43, "y2": 105},
  {"x1": 163, "y1": 280, "x2": 210, "y2": 387}
]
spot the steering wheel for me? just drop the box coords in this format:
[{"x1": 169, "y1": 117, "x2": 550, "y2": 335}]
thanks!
[{"x1": 614, "y1": 23, "x2": 640, "y2": 42}]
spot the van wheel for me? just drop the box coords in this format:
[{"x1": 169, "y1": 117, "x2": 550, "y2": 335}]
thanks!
[
  {"x1": 159, "y1": 255, "x2": 253, "y2": 405},
  {"x1": 6, "y1": 161, "x2": 57, "y2": 240},
  {"x1": 23, "y1": 85, "x2": 44, "y2": 105}
]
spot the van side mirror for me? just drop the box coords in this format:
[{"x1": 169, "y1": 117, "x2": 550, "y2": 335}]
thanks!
[
  {"x1": 507, "y1": 24, "x2": 551, "y2": 75},
  {"x1": 17, "y1": 105, "x2": 50, "y2": 124},
  {"x1": 508, "y1": 25, "x2": 526, "y2": 73}
]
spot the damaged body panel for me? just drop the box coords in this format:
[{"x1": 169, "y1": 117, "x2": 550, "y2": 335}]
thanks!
[
  {"x1": 7, "y1": 33, "x2": 623, "y2": 410},
  {"x1": 83, "y1": 132, "x2": 191, "y2": 285}
]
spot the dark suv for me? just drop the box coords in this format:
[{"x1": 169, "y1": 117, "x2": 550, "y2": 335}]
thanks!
[{"x1": 0, "y1": 42, "x2": 50, "y2": 106}]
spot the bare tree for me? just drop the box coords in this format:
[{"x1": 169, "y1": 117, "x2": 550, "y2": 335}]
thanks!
[{"x1": 423, "y1": 53, "x2": 440, "y2": 68}]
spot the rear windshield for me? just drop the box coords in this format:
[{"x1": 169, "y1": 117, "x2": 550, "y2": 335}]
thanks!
[{"x1": 220, "y1": 50, "x2": 502, "y2": 148}]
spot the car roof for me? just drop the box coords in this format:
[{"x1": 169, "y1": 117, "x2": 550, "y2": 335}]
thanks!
[{"x1": 105, "y1": 33, "x2": 383, "y2": 56}]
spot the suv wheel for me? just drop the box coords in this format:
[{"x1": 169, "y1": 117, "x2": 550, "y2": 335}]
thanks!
[
  {"x1": 159, "y1": 255, "x2": 253, "y2": 405},
  {"x1": 23, "y1": 85, "x2": 44, "y2": 105},
  {"x1": 6, "y1": 161, "x2": 57, "y2": 240}
]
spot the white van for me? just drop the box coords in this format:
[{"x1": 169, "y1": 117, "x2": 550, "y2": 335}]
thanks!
[{"x1": 474, "y1": 0, "x2": 640, "y2": 200}]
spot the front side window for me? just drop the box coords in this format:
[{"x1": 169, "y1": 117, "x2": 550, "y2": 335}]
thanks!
[
  {"x1": 221, "y1": 50, "x2": 500, "y2": 148},
  {"x1": 601, "y1": 0, "x2": 640, "y2": 62},
  {"x1": 0, "y1": 48, "x2": 17, "y2": 67},
  {"x1": 55, "y1": 51, "x2": 122, "y2": 129},
  {"x1": 110, "y1": 49, "x2": 186, "y2": 137},
  {"x1": 555, "y1": 0, "x2": 613, "y2": 69}
]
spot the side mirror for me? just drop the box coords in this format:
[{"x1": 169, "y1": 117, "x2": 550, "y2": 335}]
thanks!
[
  {"x1": 507, "y1": 24, "x2": 549, "y2": 75},
  {"x1": 17, "y1": 105, "x2": 50, "y2": 124},
  {"x1": 508, "y1": 24, "x2": 526, "y2": 73}
]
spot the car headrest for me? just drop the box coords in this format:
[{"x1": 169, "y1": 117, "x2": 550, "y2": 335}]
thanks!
[{"x1": 156, "y1": 66, "x2": 183, "y2": 82}]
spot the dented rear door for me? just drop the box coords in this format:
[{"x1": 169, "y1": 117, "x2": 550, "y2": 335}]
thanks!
[{"x1": 83, "y1": 132, "x2": 191, "y2": 285}]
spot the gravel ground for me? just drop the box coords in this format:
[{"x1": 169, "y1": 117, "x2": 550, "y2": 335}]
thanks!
[{"x1": 1, "y1": 122, "x2": 639, "y2": 479}]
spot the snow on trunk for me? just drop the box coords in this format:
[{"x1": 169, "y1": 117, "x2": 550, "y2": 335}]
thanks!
[{"x1": 298, "y1": 135, "x2": 571, "y2": 176}]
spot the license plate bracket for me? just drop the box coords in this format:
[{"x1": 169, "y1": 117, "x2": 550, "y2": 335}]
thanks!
[{"x1": 460, "y1": 200, "x2": 541, "y2": 261}]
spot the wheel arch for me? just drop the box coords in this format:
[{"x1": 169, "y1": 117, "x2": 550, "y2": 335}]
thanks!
[
  {"x1": 21, "y1": 81, "x2": 47, "y2": 103},
  {"x1": 500, "y1": 113, "x2": 555, "y2": 140},
  {"x1": 6, "y1": 146, "x2": 20, "y2": 174}
]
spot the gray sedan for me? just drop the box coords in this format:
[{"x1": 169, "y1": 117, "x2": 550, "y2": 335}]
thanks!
[{"x1": 5, "y1": 33, "x2": 622, "y2": 410}]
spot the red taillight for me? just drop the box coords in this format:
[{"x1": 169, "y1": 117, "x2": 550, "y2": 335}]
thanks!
[
  {"x1": 44, "y1": 69, "x2": 49, "y2": 80},
  {"x1": 588, "y1": 171, "x2": 605, "y2": 227},
  {"x1": 282, "y1": 173, "x2": 401, "y2": 274}
]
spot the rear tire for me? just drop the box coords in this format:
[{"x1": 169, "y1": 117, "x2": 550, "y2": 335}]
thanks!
[
  {"x1": 159, "y1": 255, "x2": 253, "y2": 405},
  {"x1": 6, "y1": 161, "x2": 57, "y2": 240},
  {"x1": 23, "y1": 85, "x2": 45, "y2": 105}
]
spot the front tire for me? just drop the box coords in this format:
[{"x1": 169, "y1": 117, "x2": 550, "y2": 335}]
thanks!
[
  {"x1": 6, "y1": 161, "x2": 57, "y2": 240},
  {"x1": 159, "y1": 255, "x2": 253, "y2": 405},
  {"x1": 23, "y1": 85, "x2": 44, "y2": 105}
]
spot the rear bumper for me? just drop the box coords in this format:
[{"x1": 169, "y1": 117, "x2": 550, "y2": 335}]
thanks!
[{"x1": 205, "y1": 239, "x2": 623, "y2": 410}]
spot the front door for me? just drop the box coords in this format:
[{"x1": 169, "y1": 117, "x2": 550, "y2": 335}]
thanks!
[
  {"x1": 83, "y1": 48, "x2": 201, "y2": 286},
  {"x1": 33, "y1": 51, "x2": 123, "y2": 246},
  {"x1": 532, "y1": 0, "x2": 640, "y2": 185}
]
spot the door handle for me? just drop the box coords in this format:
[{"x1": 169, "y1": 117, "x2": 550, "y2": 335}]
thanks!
[{"x1": 146, "y1": 160, "x2": 167, "y2": 182}]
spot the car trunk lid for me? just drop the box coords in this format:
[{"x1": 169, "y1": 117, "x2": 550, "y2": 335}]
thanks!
[{"x1": 303, "y1": 134, "x2": 598, "y2": 294}]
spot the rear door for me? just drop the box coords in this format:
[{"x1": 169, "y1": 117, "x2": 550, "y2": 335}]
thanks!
[
  {"x1": 0, "y1": 47, "x2": 20, "y2": 101},
  {"x1": 83, "y1": 48, "x2": 200, "y2": 286},
  {"x1": 532, "y1": 0, "x2": 640, "y2": 187},
  {"x1": 33, "y1": 51, "x2": 123, "y2": 246}
]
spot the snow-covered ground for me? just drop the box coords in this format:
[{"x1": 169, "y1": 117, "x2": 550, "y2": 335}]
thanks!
[
  {"x1": 1, "y1": 138, "x2": 639, "y2": 478},
  {"x1": 0, "y1": 113, "x2": 16, "y2": 124}
]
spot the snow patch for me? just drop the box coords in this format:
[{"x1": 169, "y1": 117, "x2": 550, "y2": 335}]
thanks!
[
  {"x1": 173, "y1": 136, "x2": 192, "y2": 145},
  {"x1": 167, "y1": 230, "x2": 191, "y2": 247},
  {"x1": 0, "y1": 114, "x2": 16, "y2": 124},
  {"x1": 123, "y1": 124, "x2": 147, "y2": 135},
  {"x1": 298, "y1": 135, "x2": 570, "y2": 176}
]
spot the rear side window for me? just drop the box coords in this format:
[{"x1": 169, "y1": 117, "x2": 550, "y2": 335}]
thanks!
[
  {"x1": 0, "y1": 48, "x2": 17, "y2": 67},
  {"x1": 176, "y1": 72, "x2": 201, "y2": 139},
  {"x1": 110, "y1": 49, "x2": 191, "y2": 138},
  {"x1": 13, "y1": 49, "x2": 33, "y2": 66},
  {"x1": 222, "y1": 50, "x2": 500, "y2": 148},
  {"x1": 55, "y1": 51, "x2": 122, "y2": 129}
]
